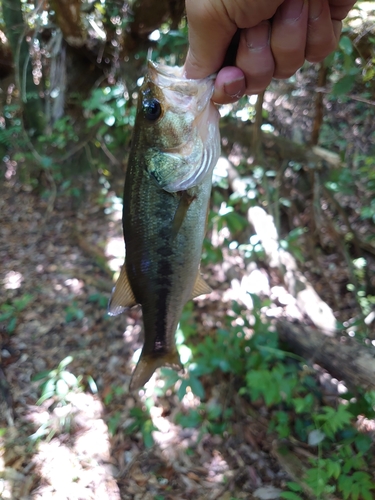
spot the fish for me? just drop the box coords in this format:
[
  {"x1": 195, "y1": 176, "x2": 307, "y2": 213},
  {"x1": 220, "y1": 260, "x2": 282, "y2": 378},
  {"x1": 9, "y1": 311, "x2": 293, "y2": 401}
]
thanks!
[{"x1": 108, "y1": 61, "x2": 220, "y2": 390}]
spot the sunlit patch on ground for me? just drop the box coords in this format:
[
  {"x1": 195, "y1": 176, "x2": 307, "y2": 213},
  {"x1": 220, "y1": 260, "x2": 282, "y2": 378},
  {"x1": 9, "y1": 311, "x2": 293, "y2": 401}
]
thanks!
[
  {"x1": 29, "y1": 392, "x2": 120, "y2": 499},
  {"x1": 2, "y1": 271, "x2": 23, "y2": 290}
]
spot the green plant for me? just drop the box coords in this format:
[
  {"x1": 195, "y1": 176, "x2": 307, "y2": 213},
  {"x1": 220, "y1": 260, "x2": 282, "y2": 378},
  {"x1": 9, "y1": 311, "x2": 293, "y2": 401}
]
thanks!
[
  {"x1": 107, "y1": 411, "x2": 122, "y2": 436},
  {"x1": 32, "y1": 356, "x2": 83, "y2": 405},
  {"x1": 172, "y1": 298, "x2": 375, "y2": 500},
  {"x1": 280, "y1": 482, "x2": 304, "y2": 500},
  {"x1": 0, "y1": 294, "x2": 34, "y2": 333},
  {"x1": 65, "y1": 302, "x2": 85, "y2": 323},
  {"x1": 175, "y1": 400, "x2": 233, "y2": 440},
  {"x1": 29, "y1": 356, "x2": 84, "y2": 442},
  {"x1": 103, "y1": 384, "x2": 126, "y2": 405},
  {"x1": 88, "y1": 293, "x2": 109, "y2": 310},
  {"x1": 124, "y1": 399, "x2": 157, "y2": 449}
]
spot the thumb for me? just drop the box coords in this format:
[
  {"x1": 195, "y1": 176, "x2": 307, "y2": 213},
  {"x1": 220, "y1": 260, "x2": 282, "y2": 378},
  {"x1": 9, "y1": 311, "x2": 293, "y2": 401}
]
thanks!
[{"x1": 184, "y1": 0, "x2": 237, "y2": 79}]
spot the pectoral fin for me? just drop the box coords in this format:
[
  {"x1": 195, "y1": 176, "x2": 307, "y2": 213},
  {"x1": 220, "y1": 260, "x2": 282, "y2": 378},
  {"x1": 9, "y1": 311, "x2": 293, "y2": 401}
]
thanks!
[
  {"x1": 171, "y1": 191, "x2": 196, "y2": 239},
  {"x1": 191, "y1": 273, "x2": 212, "y2": 298},
  {"x1": 108, "y1": 264, "x2": 137, "y2": 316}
]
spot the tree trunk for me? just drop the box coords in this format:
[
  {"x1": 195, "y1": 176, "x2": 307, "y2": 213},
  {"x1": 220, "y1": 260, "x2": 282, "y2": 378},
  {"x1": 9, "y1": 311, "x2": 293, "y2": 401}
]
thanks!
[
  {"x1": 50, "y1": 0, "x2": 86, "y2": 47},
  {"x1": 2, "y1": 0, "x2": 45, "y2": 135},
  {"x1": 276, "y1": 320, "x2": 375, "y2": 392}
]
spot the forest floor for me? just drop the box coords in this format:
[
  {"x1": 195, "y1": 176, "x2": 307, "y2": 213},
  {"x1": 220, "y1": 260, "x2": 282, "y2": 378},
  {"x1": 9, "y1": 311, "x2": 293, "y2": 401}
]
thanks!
[
  {"x1": 0, "y1": 178, "x2": 293, "y2": 500},
  {"x1": 1, "y1": 72, "x2": 375, "y2": 499}
]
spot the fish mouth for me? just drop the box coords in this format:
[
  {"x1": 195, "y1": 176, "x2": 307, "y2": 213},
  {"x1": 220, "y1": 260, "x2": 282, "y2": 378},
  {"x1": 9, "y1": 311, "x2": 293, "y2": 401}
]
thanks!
[
  {"x1": 147, "y1": 60, "x2": 216, "y2": 114},
  {"x1": 147, "y1": 60, "x2": 216, "y2": 81}
]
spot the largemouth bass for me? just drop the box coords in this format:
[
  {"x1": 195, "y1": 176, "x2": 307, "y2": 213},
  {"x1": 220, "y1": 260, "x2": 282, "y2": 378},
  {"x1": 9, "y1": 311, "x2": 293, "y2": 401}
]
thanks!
[{"x1": 108, "y1": 61, "x2": 220, "y2": 390}]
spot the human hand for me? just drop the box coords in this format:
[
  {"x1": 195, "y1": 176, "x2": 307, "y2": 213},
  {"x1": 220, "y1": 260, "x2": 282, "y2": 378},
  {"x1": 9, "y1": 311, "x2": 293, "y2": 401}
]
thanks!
[{"x1": 184, "y1": 0, "x2": 356, "y2": 104}]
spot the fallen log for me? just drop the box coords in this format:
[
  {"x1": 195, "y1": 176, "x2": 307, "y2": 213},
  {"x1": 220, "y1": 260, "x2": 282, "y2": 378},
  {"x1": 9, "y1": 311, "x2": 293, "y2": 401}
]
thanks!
[{"x1": 276, "y1": 320, "x2": 375, "y2": 392}]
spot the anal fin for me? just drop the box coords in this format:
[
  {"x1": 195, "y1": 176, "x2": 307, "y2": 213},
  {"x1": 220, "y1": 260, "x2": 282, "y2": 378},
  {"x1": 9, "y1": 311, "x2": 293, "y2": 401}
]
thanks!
[
  {"x1": 191, "y1": 273, "x2": 212, "y2": 299},
  {"x1": 108, "y1": 264, "x2": 137, "y2": 316}
]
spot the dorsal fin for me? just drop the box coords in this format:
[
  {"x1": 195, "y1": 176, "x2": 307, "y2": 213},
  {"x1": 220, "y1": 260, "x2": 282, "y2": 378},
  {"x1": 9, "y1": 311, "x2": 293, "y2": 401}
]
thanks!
[
  {"x1": 108, "y1": 264, "x2": 137, "y2": 316},
  {"x1": 191, "y1": 273, "x2": 212, "y2": 299}
]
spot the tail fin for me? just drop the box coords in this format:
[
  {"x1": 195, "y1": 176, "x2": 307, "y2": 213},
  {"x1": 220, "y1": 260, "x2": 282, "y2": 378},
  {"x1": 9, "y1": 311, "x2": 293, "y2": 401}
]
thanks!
[{"x1": 129, "y1": 350, "x2": 183, "y2": 391}]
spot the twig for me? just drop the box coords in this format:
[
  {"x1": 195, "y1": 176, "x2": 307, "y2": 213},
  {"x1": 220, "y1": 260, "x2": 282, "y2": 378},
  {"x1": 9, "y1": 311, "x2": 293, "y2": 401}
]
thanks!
[
  {"x1": 311, "y1": 63, "x2": 328, "y2": 145},
  {"x1": 99, "y1": 140, "x2": 121, "y2": 166},
  {"x1": 252, "y1": 90, "x2": 265, "y2": 162},
  {"x1": 117, "y1": 451, "x2": 149, "y2": 479},
  {"x1": 313, "y1": 86, "x2": 375, "y2": 107}
]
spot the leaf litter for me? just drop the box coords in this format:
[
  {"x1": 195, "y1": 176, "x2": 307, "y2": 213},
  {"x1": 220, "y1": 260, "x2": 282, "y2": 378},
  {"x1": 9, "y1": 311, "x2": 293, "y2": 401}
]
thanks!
[{"x1": 0, "y1": 179, "x2": 291, "y2": 500}]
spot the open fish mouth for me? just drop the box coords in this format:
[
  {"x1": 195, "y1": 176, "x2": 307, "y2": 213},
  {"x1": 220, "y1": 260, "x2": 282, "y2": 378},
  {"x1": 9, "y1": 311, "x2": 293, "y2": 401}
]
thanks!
[{"x1": 147, "y1": 60, "x2": 217, "y2": 118}]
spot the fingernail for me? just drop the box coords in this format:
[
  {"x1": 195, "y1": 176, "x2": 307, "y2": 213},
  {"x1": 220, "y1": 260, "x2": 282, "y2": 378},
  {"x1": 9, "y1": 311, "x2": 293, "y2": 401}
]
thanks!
[
  {"x1": 245, "y1": 22, "x2": 270, "y2": 51},
  {"x1": 280, "y1": 0, "x2": 305, "y2": 21},
  {"x1": 224, "y1": 77, "x2": 245, "y2": 98},
  {"x1": 309, "y1": 0, "x2": 323, "y2": 20}
]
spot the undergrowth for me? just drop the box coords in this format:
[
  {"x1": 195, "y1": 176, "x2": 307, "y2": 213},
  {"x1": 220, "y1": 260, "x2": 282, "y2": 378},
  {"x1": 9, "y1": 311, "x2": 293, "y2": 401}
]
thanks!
[{"x1": 161, "y1": 301, "x2": 375, "y2": 500}]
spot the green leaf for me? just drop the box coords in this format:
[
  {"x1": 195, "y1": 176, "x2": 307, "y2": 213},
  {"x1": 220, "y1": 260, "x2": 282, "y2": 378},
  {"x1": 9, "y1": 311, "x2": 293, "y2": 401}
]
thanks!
[
  {"x1": 188, "y1": 375, "x2": 205, "y2": 399},
  {"x1": 159, "y1": 368, "x2": 179, "y2": 390},
  {"x1": 285, "y1": 482, "x2": 303, "y2": 492},
  {"x1": 14, "y1": 294, "x2": 34, "y2": 311},
  {"x1": 60, "y1": 370, "x2": 78, "y2": 387},
  {"x1": 7, "y1": 316, "x2": 17, "y2": 333},
  {"x1": 326, "y1": 459, "x2": 341, "y2": 480},
  {"x1": 0, "y1": 311, "x2": 14, "y2": 322},
  {"x1": 339, "y1": 35, "x2": 353, "y2": 55},
  {"x1": 332, "y1": 74, "x2": 356, "y2": 96},
  {"x1": 107, "y1": 412, "x2": 121, "y2": 435},
  {"x1": 37, "y1": 378, "x2": 56, "y2": 404},
  {"x1": 177, "y1": 380, "x2": 188, "y2": 401},
  {"x1": 32, "y1": 370, "x2": 53, "y2": 381},
  {"x1": 308, "y1": 429, "x2": 325, "y2": 446},
  {"x1": 206, "y1": 402, "x2": 223, "y2": 421},
  {"x1": 175, "y1": 409, "x2": 201, "y2": 428},
  {"x1": 58, "y1": 356, "x2": 74, "y2": 369},
  {"x1": 141, "y1": 420, "x2": 155, "y2": 448},
  {"x1": 87, "y1": 375, "x2": 98, "y2": 394},
  {"x1": 280, "y1": 493, "x2": 304, "y2": 500},
  {"x1": 56, "y1": 379, "x2": 69, "y2": 397}
]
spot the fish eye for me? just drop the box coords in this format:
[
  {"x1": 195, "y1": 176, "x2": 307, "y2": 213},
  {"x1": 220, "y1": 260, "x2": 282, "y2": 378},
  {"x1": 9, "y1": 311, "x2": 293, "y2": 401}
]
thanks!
[{"x1": 142, "y1": 98, "x2": 162, "y2": 121}]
